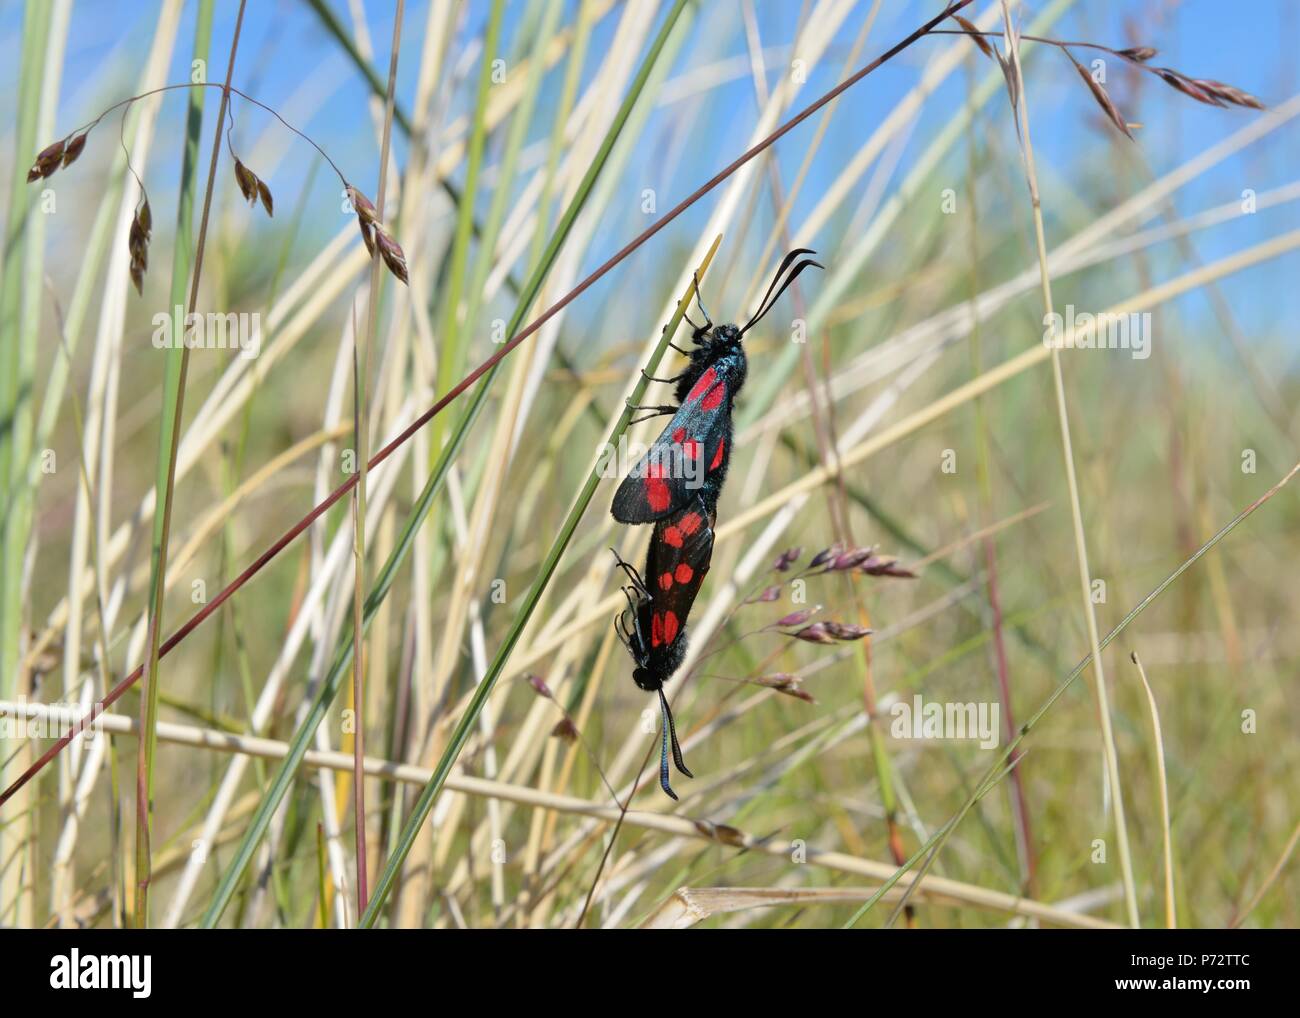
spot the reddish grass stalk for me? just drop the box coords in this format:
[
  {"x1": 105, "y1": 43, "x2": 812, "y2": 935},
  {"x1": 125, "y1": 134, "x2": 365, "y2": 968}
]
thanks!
[
  {"x1": 982, "y1": 536, "x2": 1035, "y2": 891},
  {"x1": 0, "y1": 0, "x2": 976, "y2": 812}
]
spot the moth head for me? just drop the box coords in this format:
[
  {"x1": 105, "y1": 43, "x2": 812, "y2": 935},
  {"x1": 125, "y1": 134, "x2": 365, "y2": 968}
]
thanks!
[{"x1": 711, "y1": 323, "x2": 742, "y2": 348}]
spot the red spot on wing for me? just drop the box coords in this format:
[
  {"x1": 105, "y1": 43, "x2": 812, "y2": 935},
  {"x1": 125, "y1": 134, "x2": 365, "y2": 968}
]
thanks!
[
  {"x1": 645, "y1": 475, "x2": 671, "y2": 512},
  {"x1": 686, "y1": 367, "x2": 717, "y2": 403},
  {"x1": 651, "y1": 613, "x2": 663, "y2": 647},
  {"x1": 674, "y1": 563, "x2": 693, "y2": 584},
  {"x1": 709, "y1": 436, "x2": 726, "y2": 471},
  {"x1": 701, "y1": 381, "x2": 725, "y2": 411},
  {"x1": 659, "y1": 572, "x2": 673, "y2": 591},
  {"x1": 678, "y1": 512, "x2": 701, "y2": 535},
  {"x1": 672, "y1": 427, "x2": 686, "y2": 443},
  {"x1": 663, "y1": 526, "x2": 683, "y2": 548},
  {"x1": 682, "y1": 439, "x2": 700, "y2": 460},
  {"x1": 662, "y1": 611, "x2": 679, "y2": 644}
]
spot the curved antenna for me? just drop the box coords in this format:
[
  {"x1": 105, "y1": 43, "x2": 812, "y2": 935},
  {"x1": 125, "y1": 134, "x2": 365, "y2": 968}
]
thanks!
[
  {"x1": 657, "y1": 687, "x2": 693, "y2": 799},
  {"x1": 740, "y1": 249, "x2": 824, "y2": 334},
  {"x1": 747, "y1": 248, "x2": 814, "y2": 327}
]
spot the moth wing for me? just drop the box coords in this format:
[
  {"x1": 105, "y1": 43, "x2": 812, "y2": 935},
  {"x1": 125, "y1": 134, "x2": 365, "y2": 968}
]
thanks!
[
  {"x1": 643, "y1": 500, "x2": 715, "y2": 654},
  {"x1": 610, "y1": 368, "x2": 735, "y2": 524}
]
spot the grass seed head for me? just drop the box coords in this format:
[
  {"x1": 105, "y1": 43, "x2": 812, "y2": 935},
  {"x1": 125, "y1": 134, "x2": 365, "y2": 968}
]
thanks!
[
  {"x1": 830, "y1": 548, "x2": 875, "y2": 571},
  {"x1": 788, "y1": 622, "x2": 835, "y2": 645},
  {"x1": 347, "y1": 184, "x2": 379, "y2": 225},
  {"x1": 860, "y1": 554, "x2": 916, "y2": 579},
  {"x1": 27, "y1": 139, "x2": 66, "y2": 181},
  {"x1": 128, "y1": 199, "x2": 152, "y2": 295},
  {"x1": 823, "y1": 621, "x2": 872, "y2": 641},
  {"x1": 772, "y1": 547, "x2": 802, "y2": 571},
  {"x1": 774, "y1": 608, "x2": 818, "y2": 628},
  {"x1": 375, "y1": 227, "x2": 409, "y2": 285},
  {"x1": 952, "y1": 13, "x2": 994, "y2": 61},
  {"x1": 256, "y1": 178, "x2": 274, "y2": 216},
  {"x1": 526, "y1": 674, "x2": 553, "y2": 700},
  {"x1": 1070, "y1": 53, "x2": 1135, "y2": 139},
  {"x1": 233, "y1": 158, "x2": 273, "y2": 216},
  {"x1": 756, "y1": 673, "x2": 815, "y2": 702},
  {"x1": 1118, "y1": 46, "x2": 1157, "y2": 62},
  {"x1": 1157, "y1": 68, "x2": 1226, "y2": 107},
  {"x1": 358, "y1": 218, "x2": 376, "y2": 257},
  {"x1": 61, "y1": 133, "x2": 87, "y2": 168},
  {"x1": 808, "y1": 543, "x2": 843, "y2": 570},
  {"x1": 1194, "y1": 78, "x2": 1265, "y2": 109}
]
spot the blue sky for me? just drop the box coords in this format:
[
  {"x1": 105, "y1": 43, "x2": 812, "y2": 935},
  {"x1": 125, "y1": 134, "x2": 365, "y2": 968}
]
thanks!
[{"x1": 4, "y1": 1, "x2": 1297, "y2": 342}]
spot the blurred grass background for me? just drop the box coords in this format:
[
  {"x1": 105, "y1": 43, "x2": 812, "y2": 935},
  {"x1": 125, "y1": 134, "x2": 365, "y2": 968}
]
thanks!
[{"x1": 0, "y1": 0, "x2": 1297, "y2": 928}]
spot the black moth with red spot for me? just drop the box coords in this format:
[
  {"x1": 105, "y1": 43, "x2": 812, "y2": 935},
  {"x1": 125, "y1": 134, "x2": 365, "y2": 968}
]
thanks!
[
  {"x1": 611, "y1": 249, "x2": 823, "y2": 798},
  {"x1": 611, "y1": 494, "x2": 714, "y2": 799}
]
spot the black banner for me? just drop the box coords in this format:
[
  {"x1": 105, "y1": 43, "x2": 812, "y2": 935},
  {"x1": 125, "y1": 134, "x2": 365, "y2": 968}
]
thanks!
[{"x1": 0, "y1": 928, "x2": 1283, "y2": 1004}]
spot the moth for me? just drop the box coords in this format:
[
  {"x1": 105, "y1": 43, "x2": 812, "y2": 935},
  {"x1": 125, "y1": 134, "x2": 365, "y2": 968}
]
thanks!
[
  {"x1": 609, "y1": 249, "x2": 822, "y2": 798},
  {"x1": 611, "y1": 494, "x2": 715, "y2": 798}
]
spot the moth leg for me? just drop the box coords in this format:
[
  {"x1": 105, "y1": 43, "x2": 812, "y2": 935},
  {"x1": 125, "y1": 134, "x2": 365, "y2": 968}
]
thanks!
[
  {"x1": 640, "y1": 367, "x2": 685, "y2": 385},
  {"x1": 691, "y1": 270, "x2": 714, "y2": 329},
  {"x1": 682, "y1": 312, "x2": 713, "y2": 345},
  {"x1": 614, "y1": 610, "x2": 630, "y2": 649},
  {"x1": 661, "y1": 322, "x2": 692, "y2": 355},
  {"x1": 614, "y1": 604, "x2": 637, "y2": 652},
  {"x1": 625, "y1": 399, "x2": 677, "y2": 424},
  {"x1": 610, "y1": 550, "x2": 650, "y2": 597}
]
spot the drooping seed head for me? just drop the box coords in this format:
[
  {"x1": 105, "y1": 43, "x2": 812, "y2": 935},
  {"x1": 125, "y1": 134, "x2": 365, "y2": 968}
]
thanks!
[
  {"x1": 774, "y1": 607, "x2": 819, "y2": 629},
  {"x1": 772, "y1": 547, "x2": 802, "y2": 572},
  {"x1": 347, "y1": 185, "x2": 379, "y2": 225},
  {"x1": 28, "y1": 139, "x2": 66, "y2": 182},
  {"x1": 61, "y1": 133, "x2": 87, "y2": 169},
  {"x1": 256, "y1": 178, "x2": 274, "y2": 216},
  {"x1": 374, "y1": 226, "x2": 408, "y2": 285}
]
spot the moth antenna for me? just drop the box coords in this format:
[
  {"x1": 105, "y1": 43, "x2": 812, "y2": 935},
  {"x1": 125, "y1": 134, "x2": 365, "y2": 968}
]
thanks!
[
  {"x1": 740, "y1": 256, "x2": 824, "y2": 335},
  {"x1": 741, "y1": 247, "x2": 816, "y2": 333},
  {"x1": 657, "y1": 689, "x2": 677, "y2": 799},
  {"x1": 659, "y1": 687, "x2": 694, "y2": 782}
]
